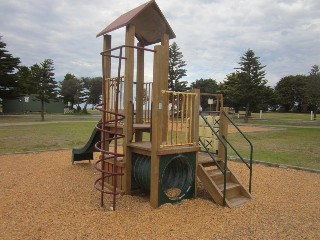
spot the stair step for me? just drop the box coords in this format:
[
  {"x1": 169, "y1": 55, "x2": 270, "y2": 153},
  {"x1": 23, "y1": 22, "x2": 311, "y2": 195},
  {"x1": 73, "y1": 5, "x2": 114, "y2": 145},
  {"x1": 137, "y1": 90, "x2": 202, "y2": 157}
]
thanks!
[
  {"x1": 200, "y1": 161, "x2": 217, "y2": 168},
  {"x1": 218, "y1": 182, "x2": 241, "y2": 199},
  {"x1": 228, "y1": 195, "x2": 250, "y2": 207},
  {"x1": 207, "y1": 169, "x2": 230, "y2": 177},
  {"x1": 217, "y1": 182, "x2": 240, "y2": 191},
  {"x1": 208, "y1": 169, "x2": 231, "y2": 185}
]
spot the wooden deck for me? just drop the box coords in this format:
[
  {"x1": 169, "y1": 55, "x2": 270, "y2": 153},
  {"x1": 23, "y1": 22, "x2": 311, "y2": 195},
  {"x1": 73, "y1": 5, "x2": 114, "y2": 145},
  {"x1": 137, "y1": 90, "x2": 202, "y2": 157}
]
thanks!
[{"x1": 129, "y1": 141, "x2": 200, "y2": 156}]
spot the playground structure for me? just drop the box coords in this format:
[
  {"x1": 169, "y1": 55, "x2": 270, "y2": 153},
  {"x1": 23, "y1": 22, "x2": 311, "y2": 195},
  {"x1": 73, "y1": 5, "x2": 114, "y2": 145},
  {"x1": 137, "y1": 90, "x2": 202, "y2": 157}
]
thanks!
[{"x1": 72, "y1": 0, "x2": 253, "y2": 210}]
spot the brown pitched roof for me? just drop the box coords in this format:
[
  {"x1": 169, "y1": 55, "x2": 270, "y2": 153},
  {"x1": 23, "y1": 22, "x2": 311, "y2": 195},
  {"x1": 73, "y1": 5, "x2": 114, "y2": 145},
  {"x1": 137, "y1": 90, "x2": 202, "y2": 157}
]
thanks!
[{"x1": 96, "y1": 0, "x2": 176, "y2": 46}]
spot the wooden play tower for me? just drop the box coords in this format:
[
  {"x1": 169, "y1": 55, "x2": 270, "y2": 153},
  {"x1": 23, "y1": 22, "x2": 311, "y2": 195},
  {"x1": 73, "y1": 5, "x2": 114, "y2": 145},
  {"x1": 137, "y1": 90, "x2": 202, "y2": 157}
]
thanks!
[
  {"x1": 91, "y1": 0, "x2": 253, "y2": 211},
  {"x1": 94, "y1": 0, "x2": 200, "y2": 210}
]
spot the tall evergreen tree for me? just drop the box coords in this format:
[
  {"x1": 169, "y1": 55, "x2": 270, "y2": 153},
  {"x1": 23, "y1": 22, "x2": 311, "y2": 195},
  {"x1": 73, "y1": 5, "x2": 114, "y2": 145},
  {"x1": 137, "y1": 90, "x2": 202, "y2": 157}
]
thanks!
[
  {"x1": 221, "y1": 49, "x2": 268, "y2": 120},
  {"x1": 16, "y1": 65, "x2": 34, "y2": 95},
  {"x1": 31, "y1": 59, "x2": 58, "y2": 120},
  {"x1": 0, "y1": 37, "x2": 21, "y2": 102},
  {"x1": 168, "y1": 42, "x2": 188, "y2": 92}
]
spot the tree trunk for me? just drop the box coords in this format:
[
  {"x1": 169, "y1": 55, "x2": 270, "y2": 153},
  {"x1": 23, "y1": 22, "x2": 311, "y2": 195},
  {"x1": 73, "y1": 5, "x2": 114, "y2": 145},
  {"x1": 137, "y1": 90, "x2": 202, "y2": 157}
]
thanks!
[
  {"x1": 82, "y1": 102, "x2": 88, "y2": 114},
  {"x1": 41, "y1": 100, "x2": 45, "y2": 121},
  {"x1": 244, "y1": 102, "x2": 250, "y2": 123}
]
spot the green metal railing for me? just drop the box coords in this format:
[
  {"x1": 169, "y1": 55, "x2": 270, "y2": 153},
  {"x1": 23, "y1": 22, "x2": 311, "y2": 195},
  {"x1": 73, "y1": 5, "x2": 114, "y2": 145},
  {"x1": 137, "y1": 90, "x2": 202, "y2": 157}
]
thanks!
[
  {"x1": 199, "y1": 112, "x2": 228, "y2": 206},
  {"x1": 221, "y1": 111, "x2": 253, "y2": 193}
]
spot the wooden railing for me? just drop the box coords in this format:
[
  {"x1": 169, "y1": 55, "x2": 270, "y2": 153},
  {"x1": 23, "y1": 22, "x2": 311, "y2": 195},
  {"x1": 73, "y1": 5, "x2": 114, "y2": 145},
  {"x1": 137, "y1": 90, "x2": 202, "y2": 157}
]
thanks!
[
  {"x1": 106, "y1": 76, "x2": 125, "y2": 121},
  {"x1": 160, "y1": 90, "x2": 198, "y2": 148}
]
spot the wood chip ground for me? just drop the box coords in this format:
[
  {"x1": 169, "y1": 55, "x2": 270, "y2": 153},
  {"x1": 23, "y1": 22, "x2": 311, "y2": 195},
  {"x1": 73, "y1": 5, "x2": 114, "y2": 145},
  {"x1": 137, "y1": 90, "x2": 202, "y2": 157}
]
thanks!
[{"x1": 0, "y1": 150, "x2": 319, "y2": 239}]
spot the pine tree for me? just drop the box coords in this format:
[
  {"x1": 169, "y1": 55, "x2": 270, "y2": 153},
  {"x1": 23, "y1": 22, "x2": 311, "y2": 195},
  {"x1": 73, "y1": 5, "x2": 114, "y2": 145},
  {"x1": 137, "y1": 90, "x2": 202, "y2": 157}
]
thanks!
[
  {"x1": 0, "y1": 37, "x2": 21, "y2": 101},
  {"x1": 168, "y1": 42, "x2": 188, "y2": 92},
  {"x1": 31, "y1": 59, "x2": 58, "y2": 120},
  {"x1": 222, "y1": 49, "x2": 268, "y2": 121}
]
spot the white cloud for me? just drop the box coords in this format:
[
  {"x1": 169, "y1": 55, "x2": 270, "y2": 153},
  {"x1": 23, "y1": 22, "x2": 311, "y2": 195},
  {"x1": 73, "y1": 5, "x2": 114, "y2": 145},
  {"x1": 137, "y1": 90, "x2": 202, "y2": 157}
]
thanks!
[{"x1": 0, "y1": 0, "x2": 319, "y2": 86}]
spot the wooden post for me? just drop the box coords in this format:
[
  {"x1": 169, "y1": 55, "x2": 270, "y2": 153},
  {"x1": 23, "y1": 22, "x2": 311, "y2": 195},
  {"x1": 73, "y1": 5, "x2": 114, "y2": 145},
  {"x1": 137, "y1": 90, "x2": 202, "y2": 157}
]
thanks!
[
  {"x1": 191, "y1": 88, "x2": 200, "y2": 143},
  {"x1": 102, "y1": 35, "x2": 111, "y2": 151},
  {"x1": 161, "y1": 34, "x2": 169, "y2": 142},
  {"x1": 123, "y1": 24, "x2": 135, "y2": 194},
  {"x1": 150, "y1": 45, "x2": 164, "y2": 208},
  {"x1": 135, "y1": 42, "x2": 144, "y2": 142},
  {"x1": 191, "y1": 88, "x2": 200, "y2": 196},
  {"x1": 218, "y1": 107, "x2": 229, "y2": 161}
]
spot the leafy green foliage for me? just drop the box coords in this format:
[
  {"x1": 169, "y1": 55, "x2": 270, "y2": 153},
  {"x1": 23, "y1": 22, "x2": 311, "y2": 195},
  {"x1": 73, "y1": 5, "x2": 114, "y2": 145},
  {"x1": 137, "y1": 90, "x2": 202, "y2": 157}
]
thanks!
[
  {"x1": 0, "y1": 37, "x2": 21, "y2": 101},
  {"x1": 190, "y1": 78, "x2": 218, "y2": 110},
  {"x1": 168, "y1": 42, "x2": 188, "y2": 92},
  {"x1": 59, "y1": 73, "x2": 83, "y2": 109},
  {"x1": 82, "y1": 77, "x2": 102, "y2": 111},
  {"x1": 274, "y1": 75, "x2": 307, "y2": 112},
  {"x1": 274, "y1": 65, "x2": 320, "y2": 116},
  {"x1": 304, "y1": 65, "x2": 320, "y2": 118}
]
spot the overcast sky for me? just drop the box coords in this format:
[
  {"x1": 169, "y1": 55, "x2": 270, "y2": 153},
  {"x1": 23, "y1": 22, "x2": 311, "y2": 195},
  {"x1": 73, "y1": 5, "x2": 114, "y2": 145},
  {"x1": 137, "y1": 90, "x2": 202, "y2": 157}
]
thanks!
[{"x1": 1, "y1": 0, "x2": 319, "y2": 87}]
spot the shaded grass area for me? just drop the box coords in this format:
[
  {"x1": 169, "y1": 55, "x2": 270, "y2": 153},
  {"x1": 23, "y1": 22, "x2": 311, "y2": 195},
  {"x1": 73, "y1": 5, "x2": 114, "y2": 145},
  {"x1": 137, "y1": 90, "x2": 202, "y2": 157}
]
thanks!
[
  {"x1": 228, "y1": 127, "x2": 320, "y2": 170},
  {"x1": 0, "y1": 122, "x2": 97, "y2": 154}
]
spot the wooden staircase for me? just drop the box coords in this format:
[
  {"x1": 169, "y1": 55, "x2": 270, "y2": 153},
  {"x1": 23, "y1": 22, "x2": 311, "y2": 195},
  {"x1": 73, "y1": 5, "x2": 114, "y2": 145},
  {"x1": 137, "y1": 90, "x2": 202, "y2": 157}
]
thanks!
[{"x1": 197, "y1": 161, "x2": 252, "y2": 207}]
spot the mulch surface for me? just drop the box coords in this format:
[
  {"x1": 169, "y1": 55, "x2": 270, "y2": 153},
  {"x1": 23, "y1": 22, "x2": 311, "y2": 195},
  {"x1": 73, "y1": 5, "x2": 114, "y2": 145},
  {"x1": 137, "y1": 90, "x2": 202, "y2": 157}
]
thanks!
[{"x1": 0, "y1": 150, "x2": 319, "y2": 239}]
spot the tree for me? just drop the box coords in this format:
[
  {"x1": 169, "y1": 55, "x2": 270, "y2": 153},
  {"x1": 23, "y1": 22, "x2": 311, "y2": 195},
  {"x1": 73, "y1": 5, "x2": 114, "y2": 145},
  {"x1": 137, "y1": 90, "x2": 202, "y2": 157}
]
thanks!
[
  {"x1": 31, "y1": 59, "x2": 58, "y2": 120},
  {"x1": 168, "y1": 42, "x2": 188, "y2": 92},
  {"x1": 82, "y1": 77, "x2": 102, "y2": 112},
  {"x1": 59, "y1": 73, "x2": 83, "y2": 110},
  {"x1": 274, "y1": 75, "x2": 307, "y2": 112},
  {"x1": 16, "y1": 65, "x2": 34, "y2": 95},
  {"x1": 190, "y1": 78, "x2": 218, "y2": 110},
  {"x1": 0, "y1": 36, "x2": 21, "y2": 102},
  {"x1": 304, "y1": 65, "x2": 320, "y2": 119},
  {"x1": 223, "y1": 49, "x2": 268, "y2": 121}
]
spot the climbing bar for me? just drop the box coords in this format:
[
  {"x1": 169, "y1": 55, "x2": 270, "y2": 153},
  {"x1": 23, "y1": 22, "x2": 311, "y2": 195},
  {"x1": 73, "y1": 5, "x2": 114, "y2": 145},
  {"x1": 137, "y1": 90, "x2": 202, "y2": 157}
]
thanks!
[
  {"x1": 143, "y1": 82, "x2": 152, "y2": 123},
  {"x1": 94, "y1": 46, "x2": 127, "y2": 211}
]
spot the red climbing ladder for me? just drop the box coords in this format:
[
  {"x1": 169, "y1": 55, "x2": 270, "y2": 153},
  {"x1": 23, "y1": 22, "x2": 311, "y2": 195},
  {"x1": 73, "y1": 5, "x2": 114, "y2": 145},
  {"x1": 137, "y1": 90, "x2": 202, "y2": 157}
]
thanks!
[{"x1": 94, "y1": 47, "x2": 126, "y2": 210}]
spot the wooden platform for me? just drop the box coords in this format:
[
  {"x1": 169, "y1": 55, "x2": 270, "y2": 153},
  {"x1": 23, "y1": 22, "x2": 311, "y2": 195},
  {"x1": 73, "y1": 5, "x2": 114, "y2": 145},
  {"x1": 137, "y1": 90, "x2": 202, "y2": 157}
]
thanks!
[
  {"x1": 106, "y1": 123, "x2": 151, "y2": 133},
  {"x1": 129, "y1": 141, "x2": 200, "y2": 156}
]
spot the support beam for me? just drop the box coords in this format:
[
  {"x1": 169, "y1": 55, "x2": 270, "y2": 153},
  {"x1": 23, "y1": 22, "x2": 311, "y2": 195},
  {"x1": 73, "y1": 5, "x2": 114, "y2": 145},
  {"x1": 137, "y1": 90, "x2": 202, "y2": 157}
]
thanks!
[
  {"x1": 102, "y1": 35, "x2": 111, "y2": 151},
  {"x1": 161, "y1": 34, "x2": 169, "y2": 142},
  {"x1": 191, "y1": 88, "x2": 200, "y2": 197},
  {"x1": 135, "y1": 42, "x2": 145, "y2": 142},
  {"x1": 150, "y1": 45, "x2": 164, "y2": 208},
  {"x1": 123, "y1": 24, "x2": 135, "y2": 194}
]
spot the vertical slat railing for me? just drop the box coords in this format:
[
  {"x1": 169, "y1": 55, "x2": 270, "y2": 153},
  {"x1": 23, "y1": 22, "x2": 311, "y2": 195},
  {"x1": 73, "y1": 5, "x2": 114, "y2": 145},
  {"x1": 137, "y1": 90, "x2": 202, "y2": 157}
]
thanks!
[{"x1": 160, "y1": 90, "x2": 197, "y2": 148}]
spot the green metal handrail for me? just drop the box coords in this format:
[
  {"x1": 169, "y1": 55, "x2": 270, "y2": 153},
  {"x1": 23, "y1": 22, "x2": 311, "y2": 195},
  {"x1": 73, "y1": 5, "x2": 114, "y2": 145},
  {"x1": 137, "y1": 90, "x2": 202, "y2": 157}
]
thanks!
[
  {"x1": 221, "y1": 111, "x2": 253, "y2": 193},
  {"x1": 199, "y1": 112, "x2": 228, "y2": 206}
]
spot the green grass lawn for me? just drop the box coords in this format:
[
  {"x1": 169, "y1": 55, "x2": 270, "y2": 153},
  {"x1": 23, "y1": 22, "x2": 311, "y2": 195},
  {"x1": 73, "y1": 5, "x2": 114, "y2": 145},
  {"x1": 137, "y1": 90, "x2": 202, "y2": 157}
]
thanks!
[
  {"x1": 0, "y1": 113, "x2": 319, "y2": 170},
  {"x1": 228, "y1": 127, "x2": 320, "y2": 170},
  {"x1": 0, "y1": 114, "x2": 100, "y2": 123},
  {"x1": 232, "y1": 112, "x2": 320, "y2": 126},
  {"x1": 0, "y1": 122, "x2": 97, "y2": 153}
]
